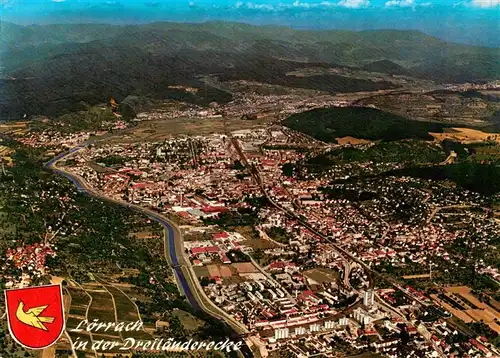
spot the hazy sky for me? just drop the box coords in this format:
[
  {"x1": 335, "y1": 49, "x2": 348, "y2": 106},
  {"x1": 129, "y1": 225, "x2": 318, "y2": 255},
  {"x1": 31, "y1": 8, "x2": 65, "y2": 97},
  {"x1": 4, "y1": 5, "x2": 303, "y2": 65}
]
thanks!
[{"x1": 2, "y1": 0, "x2": 499, "y2": 46}]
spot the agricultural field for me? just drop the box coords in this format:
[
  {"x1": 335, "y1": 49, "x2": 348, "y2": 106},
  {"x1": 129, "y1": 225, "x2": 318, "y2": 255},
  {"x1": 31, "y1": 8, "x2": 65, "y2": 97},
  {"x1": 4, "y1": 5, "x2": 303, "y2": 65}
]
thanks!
[
  {"x1": 66, "y1": 286, "x2": 91, "y2": 322},
  {"x1": 430, "y1": 127, "x2": 500, "y2": 144},
  {"x1": 336, "y1": 136, "x2": 373, "y2": 145},
  {"x1": 61, "y1": 278, "x2": 156, "y2": 355},
  {"x1": 0, "y1": 145, "x2": 15, "y2": 167},
  {"x1": 85, "y1": 285, "x2": 119, "y2": 330},
  {"x1": 194, "y1": 262, "x2": 260, "y2": 285},
  {"x1": 103, "y1": 284, "x2": 141, "y2": 323},
  {"x1": 64, "y1": 286, "x2": 94, "y2": 355},
  {"x1": 0, "y1": 121, "x2": 29, "y2": 136},
  {"x1": 431, "y1": 286, "x2": 500, "y2": 334}
]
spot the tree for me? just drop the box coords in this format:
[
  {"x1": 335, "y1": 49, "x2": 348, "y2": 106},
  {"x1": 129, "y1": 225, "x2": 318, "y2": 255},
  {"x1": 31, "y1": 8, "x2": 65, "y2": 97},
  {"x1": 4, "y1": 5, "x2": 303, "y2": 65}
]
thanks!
[{"x1": 282, "y1": 163, "x2": 295, "y2": 177}]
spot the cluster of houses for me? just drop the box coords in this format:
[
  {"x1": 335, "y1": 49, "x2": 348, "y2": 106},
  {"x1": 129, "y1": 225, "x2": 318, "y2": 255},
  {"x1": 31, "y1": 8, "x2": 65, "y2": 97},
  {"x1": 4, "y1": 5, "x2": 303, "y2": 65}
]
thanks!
[
  {"x1": 23, "y1": 114, "x2": 499, "y2": 357},
  {"x1": 3, "y1": 243, "x2": 57, "y2": 287}
]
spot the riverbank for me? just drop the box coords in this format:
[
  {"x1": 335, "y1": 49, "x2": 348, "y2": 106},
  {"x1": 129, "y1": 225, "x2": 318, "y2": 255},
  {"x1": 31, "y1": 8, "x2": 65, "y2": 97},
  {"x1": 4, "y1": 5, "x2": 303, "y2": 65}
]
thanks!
[{"x1": 44, "y1": 144, "x2": 254, "y2": 357}]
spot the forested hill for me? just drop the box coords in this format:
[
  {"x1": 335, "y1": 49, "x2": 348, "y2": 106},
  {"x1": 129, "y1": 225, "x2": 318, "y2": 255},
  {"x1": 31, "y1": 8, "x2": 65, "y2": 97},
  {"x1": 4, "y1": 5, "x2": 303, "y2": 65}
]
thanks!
[
  {"x1": 283, "y1": 107, "x2": 450, "y2": 142},
  {"x1": 1, "y1": 21, "x2": 498, "y2": 120},
  {"x1": 3, "y1": 21, "x2": 497, "y2": 76}
]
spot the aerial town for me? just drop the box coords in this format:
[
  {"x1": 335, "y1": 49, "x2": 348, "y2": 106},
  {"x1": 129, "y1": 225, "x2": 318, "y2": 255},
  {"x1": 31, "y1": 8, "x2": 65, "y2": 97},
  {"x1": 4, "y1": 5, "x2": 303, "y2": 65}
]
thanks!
[
  {"x1": 1, "y1": 10, "x2": 500, "y2": 358},
  {"x1": 4, "y1": 98, "x2": 498, "y2": 358}
]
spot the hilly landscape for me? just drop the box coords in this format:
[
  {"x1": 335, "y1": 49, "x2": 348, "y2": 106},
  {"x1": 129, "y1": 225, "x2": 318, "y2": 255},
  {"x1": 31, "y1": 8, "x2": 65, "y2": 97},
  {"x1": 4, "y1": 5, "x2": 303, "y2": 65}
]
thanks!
[
  {"x1": 1, "y1": 12, "x2": 500, "y2": 358},
  {"x1": 1, "y1": 21, "x2": 499, "y2": 120}
]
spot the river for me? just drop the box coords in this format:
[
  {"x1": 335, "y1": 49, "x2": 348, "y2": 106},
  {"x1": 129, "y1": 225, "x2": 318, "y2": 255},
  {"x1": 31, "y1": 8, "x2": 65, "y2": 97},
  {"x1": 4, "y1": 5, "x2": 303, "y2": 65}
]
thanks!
[{"x1": 45, "y1": 145, "x2": 253, "y2": 358}]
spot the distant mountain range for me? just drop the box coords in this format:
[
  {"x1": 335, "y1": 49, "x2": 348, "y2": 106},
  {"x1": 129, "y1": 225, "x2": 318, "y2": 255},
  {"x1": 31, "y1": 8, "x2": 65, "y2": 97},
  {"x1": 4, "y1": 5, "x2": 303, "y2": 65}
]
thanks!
[{"x1": 1, "y1": 21, "x2": 499, "y2": 120}]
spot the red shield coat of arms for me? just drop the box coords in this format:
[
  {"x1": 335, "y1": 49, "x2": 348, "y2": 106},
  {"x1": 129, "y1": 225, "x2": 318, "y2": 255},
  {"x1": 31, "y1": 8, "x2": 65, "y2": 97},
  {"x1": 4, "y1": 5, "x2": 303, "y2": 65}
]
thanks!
[{"x1": 5, "y1": 284, "x2": 65, "y2": 349}]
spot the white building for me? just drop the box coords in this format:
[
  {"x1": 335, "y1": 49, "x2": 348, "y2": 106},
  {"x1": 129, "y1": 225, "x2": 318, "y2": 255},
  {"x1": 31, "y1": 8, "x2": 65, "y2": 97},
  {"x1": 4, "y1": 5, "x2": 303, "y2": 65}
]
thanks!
[
  {"x1": 364, "y1": 289, "x2": 375, "y2": 307},
  {"x1": 324, "y1": 321, "x2": 335, "y2": 329},
  {"x1": 309, "y1": 324, "x2": 321, "y2": 332},
  {"x1": 339, "y1": 317, "x2": 349, "y2": 326},
  {"x1": 275, "y1": 328, "x2": 290, "y2": 340},
  {"x1": 353, "y1": 307, "x2": 373, "y2": 325},
  {"x1": 295, "y1": 327, "x2": 306, "y2": 336}
]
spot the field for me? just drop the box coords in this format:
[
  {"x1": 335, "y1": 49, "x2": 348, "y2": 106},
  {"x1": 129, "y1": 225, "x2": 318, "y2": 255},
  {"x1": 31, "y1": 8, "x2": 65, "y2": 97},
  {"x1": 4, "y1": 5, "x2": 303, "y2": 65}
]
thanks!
[
  {"x1": 207, "y1": 264, "x2": 225, "y2": 278},
  {"x1": 303, "y1": 268, "x2": 340, "y2": 285},
  {"x1": 86, "y1": 284, "x2": 119, "y2": 329},
  {"x1": 430, "y1": 127, "x2": 500, "y2": 144},
  {"x1": 431, "y1": 286, "x2": 500, "y2": 334},
  {"x1": 469, "y1": 143, "x2": 500, "y2": 162},
  {"x1": 194, "y1": 262, "x2": 260, "y2": 285},
  {"x1": 129, "y1": 231, "x2": 161, "y2": 240},
  {"x1": 402, "y1": 274, "x2": 432, "y2": 279},
  {"x1": 0, "y1": 145, "x2": 15, "y2": 166},
  {"x1": 233, "y1": 262, "x2": 259, "y2": 274},
  {"x1": 105, "y1": 116, "x2": 273, "y2": 144},
  {"x1": 66, "y1": 287, "x2": 90, "y2": 320},
  {"x1": 193, "y1": 266, "x2": 210, "y2": 278},
  {"x1": 0, "y1": 121, "x2": 29, "y2": 135},
  {"x1": 65, "y1": 286, "x2": 95, "y2": 355},
  {"x1": 240, "y1": 237, "x2": 278, "y2": 250},
  {"x1": 336, "y1": 136, "x2": 373, "y2": 145},
  {"x1": 94, "y1": 278, "x2": 154, "y2": 339},
  {"x1": 62, "y1": 277, "x2": 154, "y2": 355},
  {"x1": 103, "y1": 284, "x2": 140, "y2": 322}
]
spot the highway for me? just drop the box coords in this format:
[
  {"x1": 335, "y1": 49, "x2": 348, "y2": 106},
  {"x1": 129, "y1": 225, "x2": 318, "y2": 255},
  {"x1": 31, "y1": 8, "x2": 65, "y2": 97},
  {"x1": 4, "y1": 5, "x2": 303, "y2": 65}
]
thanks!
[{"x1": 45, "y1": 145, "x2": 253, "y2": 358}]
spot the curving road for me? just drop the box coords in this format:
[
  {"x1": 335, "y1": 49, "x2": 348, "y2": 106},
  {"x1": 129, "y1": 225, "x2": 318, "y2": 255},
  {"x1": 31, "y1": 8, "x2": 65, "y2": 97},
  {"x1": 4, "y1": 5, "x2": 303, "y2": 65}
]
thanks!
[{"x1": 45, "y1": 144, "x2": 253, "y2": 357}]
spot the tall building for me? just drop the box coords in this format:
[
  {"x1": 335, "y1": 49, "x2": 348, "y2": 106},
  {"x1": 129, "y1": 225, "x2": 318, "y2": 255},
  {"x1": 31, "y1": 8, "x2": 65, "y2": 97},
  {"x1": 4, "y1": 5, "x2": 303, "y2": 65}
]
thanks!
[
  {"x1": 324, "y1": 321, "x2": 335, "y2": 329},
  {"x1": 363, "y1": 289, "x2": 374, "y2": 307},
  {"x1": 275, "y1": 328, "x2": 289, "y2": 340},
  {"x1": 309, "y1": 324, "x2": 321, "y2": 332},
  {"x1": 353, "y1": 307, "x2": 373, "y2": 325},
  {"x1": 295, "y1": 327, "x2": 306, "y2": 336},
  {"x1": 339, "y1": 317, "x2": 349, "y2": 326}
]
